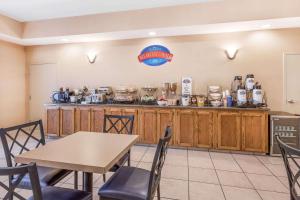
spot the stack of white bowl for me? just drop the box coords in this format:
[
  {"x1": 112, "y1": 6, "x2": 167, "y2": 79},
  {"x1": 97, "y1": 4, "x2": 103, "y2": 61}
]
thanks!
[{"x1": 208, "y1": 86, "x2": 223, "y2": 107}]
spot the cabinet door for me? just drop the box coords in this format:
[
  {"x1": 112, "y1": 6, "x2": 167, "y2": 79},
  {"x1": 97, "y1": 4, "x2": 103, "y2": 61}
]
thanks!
[
  {"x1": 75, "y1": 107, "x2": 91, "y2": 132},
  {"x1": 45, "y1": 107, "x2": 60, "y2": 136},
  {"x1": 157, "y1": 109, "x2": 175, "y2": 145},
  {"x1": 175, "y1": 110, "x2": 195, "y2": 147},
  {"x1": 217, "y1": 112, "x2": 241, "y2": 150},
  {"x1": 105, "y1": 108, "x2": 123, "y2": 133},
  {"x1": 122, "y1": 108, "x2": 139, "y2": 135},
  {"x1": 91, "y1": 107, "x2": 105, "y2": 132},
  {"x1": 194, "y1": 111, "x2": 213, "y2": 148},
  {"x1": 242, "y1": 112, "x2": 268, "y2": 153},
  {"x1": 139, "y1": 109, "x2": 157, "y2": 144},
  {"x1": 60, "y1": 107, "x2": 75, "y2": 136}
]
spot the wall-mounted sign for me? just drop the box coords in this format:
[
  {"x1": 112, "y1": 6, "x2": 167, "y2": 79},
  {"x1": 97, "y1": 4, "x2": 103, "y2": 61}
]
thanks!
[{"x1": 138, "y1": 45, "x2": 173, "y2": 66}]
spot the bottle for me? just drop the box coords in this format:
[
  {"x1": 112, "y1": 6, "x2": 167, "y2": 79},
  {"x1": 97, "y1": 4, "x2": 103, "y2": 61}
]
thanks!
[
  {"x1": 245, "y1": 74, "x2": 255, "y2": 91},
  {"x1": 237, "y1": 85, "x2": 247, "y2": 106},
  {"x1": 227, "y1": 95, "x2": 233, "y2": 107},
  {"x1": 231, "y1": 76, "x2": 243, "y2": 92},
  {"x1": 253, "y1": 83, "x2": 263, "y2": 105},
  {"x1": 231, "y1": 76, "x2": 242, "y2": 105},
  {"x1": 222, "y1": 91, "x2": 227, "y2": 107}
]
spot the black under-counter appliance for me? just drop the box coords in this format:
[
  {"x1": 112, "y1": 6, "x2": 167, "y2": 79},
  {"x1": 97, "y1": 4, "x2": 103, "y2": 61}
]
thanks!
[{"x1": 269, "y1": 111, "x2": 300, "y2": 156}]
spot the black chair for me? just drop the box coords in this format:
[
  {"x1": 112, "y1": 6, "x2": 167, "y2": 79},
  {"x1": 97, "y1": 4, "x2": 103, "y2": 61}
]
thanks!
[
  {"x1": 0, "y1": 120, "x2": 78, "y2": 190},
  {"x1": 98, "y1": 126, "x2": 172, "y2": 200},
  {"x1": 276, "y1": 135, "x2": 300, "y2": 200},
  {"x1": 102, "y1": 114, "x2": 134, "y2": 182},
  {"x1": 0, "y1": 162, "x2": 92, "y2": 200}
]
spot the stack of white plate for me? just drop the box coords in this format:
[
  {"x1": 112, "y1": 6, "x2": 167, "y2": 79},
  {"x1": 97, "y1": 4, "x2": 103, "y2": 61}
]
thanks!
[{"x1": 207, "y1": 86, "x2": 223, "y2": 107}]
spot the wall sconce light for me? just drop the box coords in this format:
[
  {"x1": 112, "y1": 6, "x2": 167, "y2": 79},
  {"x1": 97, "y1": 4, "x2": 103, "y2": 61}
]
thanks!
[
  {"x1": 86, "y1": 52, "x2": 98, "y2": 64},
  {"x1": 225, "y1": 47, "x2": 239, "y2": 60}
]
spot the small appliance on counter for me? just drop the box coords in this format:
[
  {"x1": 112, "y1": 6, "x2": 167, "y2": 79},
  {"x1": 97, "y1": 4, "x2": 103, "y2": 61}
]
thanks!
[
  {"x1": 245, "y1": 74, "x2": 255, "y2": 91},
  {"x1": 231, "y1": 76, "x2": 243, "y2": 102},
  {"x1": 269, "y1": 111, "x2": 300, "y2": 156},
  {"x1": 252, "y1": 83, "x2": 264, "y2": 105},
  {"x1": 113, "y1": 86, "x2": 138, "y2": 104},
  {"x1": 140, "y1": 86, "x2": 157, "y2": 105},
  {"x1": 92, "y1": 86, "x2": 113, "y2": 103},
  {"x1": 158, "y1": 82, "x2": 179, "y2": 106},
  {"x1": 51, "y1": 87, "x2": 69, "y2": 103},
  {"x1": 237, "y1": 85, "x2": 247, "y2": 106},
  {"x1": 230, "y1": 74, "x2": 267, "y2": 108},
  {"x1": 98, "y1": 86, "x2": 113, "y2": 95}
]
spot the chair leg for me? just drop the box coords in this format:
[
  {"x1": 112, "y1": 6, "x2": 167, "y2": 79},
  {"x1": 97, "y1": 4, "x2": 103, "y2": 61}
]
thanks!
[
  {"x1": 103, "y1": 174, "x2": 106, "y2": 182},
  {"x1": 128, "y1": 153, "x2": 131, "y2": 166},
  {"x1": 157, "y1": 184, "x2": 161, "y2": 200},
  {"x1": 74, "y1": 171, "x2": 78, "y2": 189}
]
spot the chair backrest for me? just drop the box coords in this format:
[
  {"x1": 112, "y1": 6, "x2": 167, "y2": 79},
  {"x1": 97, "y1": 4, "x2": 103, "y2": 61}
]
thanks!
[
  {"x1": 276, "y1": 135, "x2": 300, "y2": 200},
  {"x1": 0, "y1": 163, "x2": 43, "y2": 200},
  {"x1": 0, "y1": 120, "x2": 46, "y2": 168},
  {"x1": 147, "y1": 126, "x2": 172, "y2": 200},
  {"x1": 103, "y1": 114, "x2": 134, "y2": 135}
]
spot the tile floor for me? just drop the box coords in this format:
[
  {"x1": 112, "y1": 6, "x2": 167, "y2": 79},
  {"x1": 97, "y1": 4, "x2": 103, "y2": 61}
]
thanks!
[{"x1": 0, "y1": 138, "x2": 291, "y2": 200}]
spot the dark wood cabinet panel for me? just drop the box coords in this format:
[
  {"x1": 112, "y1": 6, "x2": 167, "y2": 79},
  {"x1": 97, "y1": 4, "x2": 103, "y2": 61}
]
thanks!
[
  {"x1": 242, "y1": 112, "x2": 268, "y2": 152},
  {"x1": 45, "y1": 107, "x2": 60, "y2": 136},
  {"x1": 60, "y1": 107, "x2": 75, "y2": 136},
  {"x1": 157, "y1": 109, "x2": 174, "y2": 144},
  {"x1": 91, "y1": 107, "x2": 105, "y2": 132},
  {"x1": 217, "y1": 112, "x2": 241, "y2": 150},
  {"x1": 75, "y1": 107, "x2": 91, "y2": 132},
  {"x1": 139, "y1": 109, "x2": 157, "y2": 144},
  {"x1": 194, "y1": 111, "x2": 213, "y2": 148},
  {"x1": 175, "y1": 110, "x2": 195, "y2": 147}
]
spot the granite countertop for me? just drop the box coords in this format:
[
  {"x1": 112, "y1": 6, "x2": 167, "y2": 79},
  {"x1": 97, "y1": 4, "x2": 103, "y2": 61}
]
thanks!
[{"x1": 44, "y1": 103, "x2": 270, "y2": 111}]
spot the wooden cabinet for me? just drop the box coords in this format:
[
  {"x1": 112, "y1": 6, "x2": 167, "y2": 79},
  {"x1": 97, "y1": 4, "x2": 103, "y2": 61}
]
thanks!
[
  {"x1": 194, "y1": 111, "x2": 213, "y2": 148},
  {"x1": 217, "y1": 112, "x2": 241, "y2": 150},
  {"x1": 91, "y1": 107, "x2": 105, "y2": 132},
  {"x1": 175, "y1": 109, "x2": 195, "y2": 147},
  {"x1": 60, "y1": 107, "x2": 75, "y2": 136},
  {"x1": 44, "y1": 104, "x2": 269, "y2": 153},
  {"x1": 157, "y1": 109, "x2": 174, "y2": 144},
  {"x1": 242, "y1": 112, "x2": 268, "y2": 152},
  {"x1": 45, "y1": 106, "x2": 60, "y2": 136},
  {"x1": 75, "y1": 107, "x2": 91, "y2": 132},
  {"x1": 139, "y1": 109, "x2": 157, "y2": 144}
]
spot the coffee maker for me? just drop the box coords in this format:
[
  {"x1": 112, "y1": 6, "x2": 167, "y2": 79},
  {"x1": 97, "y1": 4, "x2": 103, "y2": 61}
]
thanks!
[{"x1": 160, "y1": 82, "x2": 178, "y2": 106}]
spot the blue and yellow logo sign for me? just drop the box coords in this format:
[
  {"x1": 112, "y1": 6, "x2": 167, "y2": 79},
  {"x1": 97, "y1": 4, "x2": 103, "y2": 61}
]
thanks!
[{"x1": 138, "y1": 45, "x2": 173, "y2": 66}]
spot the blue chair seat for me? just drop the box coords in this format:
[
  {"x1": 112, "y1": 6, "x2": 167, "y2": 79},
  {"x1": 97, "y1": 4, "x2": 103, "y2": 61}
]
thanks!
[
  {"x1": 13, "y1": 166, "x2": 70, "y2": 189},
  {"x1": 99, "y1": 166, "x2": 151, "y2": 200},
  {"x1": 28, "y1": 186, "x2": 92, "y2": 200}
]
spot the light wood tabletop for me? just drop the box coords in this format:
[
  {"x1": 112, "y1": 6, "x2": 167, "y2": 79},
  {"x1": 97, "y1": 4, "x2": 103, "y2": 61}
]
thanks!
[{"x1": 15, "y1": 132, "x2": 139, "y2": 174}]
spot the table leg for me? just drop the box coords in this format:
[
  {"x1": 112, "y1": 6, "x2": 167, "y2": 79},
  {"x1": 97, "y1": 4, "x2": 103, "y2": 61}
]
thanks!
[{"x1": 82, "y1": 172, "x2": 93, "y2": 192}]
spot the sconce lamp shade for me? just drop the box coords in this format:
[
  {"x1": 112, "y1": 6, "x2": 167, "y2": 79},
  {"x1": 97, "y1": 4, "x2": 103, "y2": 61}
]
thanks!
[
  {"x1": 86, "y1": 52, "x2": 98, "y2": 64},
  {"x1": 225, "y1": 48, "x2": 238, "y2": 60}
]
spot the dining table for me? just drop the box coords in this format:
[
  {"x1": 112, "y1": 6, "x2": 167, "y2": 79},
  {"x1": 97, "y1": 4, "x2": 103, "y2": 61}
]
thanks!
[{"x1": 15, "y1": 131, "x2": 139, "y2": 192}]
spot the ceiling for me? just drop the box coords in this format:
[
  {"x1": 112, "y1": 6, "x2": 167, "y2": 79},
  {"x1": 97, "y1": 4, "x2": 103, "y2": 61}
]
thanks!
[
  {"x1": 1, "y1": 17, "x2": 300, "y2": 46},
  {"x1": 0, "y1": 0, "x2": 217, "y2": 22}
]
